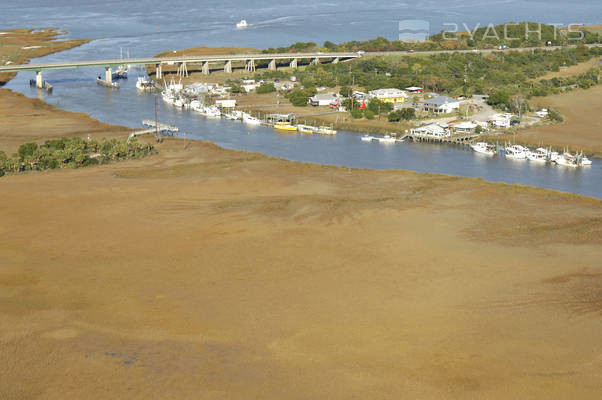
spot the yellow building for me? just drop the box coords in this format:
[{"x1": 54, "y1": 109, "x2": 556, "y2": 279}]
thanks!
[{"x1": 368, "y1": 88, "x2": 409, "y2": 103}]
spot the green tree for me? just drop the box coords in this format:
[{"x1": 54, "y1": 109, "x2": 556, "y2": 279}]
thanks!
[
  {"x1": 18, "y1": 142, "x2": 38, "y2": 160},
  {"x1": 339, "y1": 86, "x2": 353, "y2": 97},
  {"x1": 351, "y1": 109, "x2": 363, "y2": 119},
  {"x1": 256, "y1": 82, "x2": 276, "y2": 94},
  {"x1": 399, "y1": 108, "x2": 416, "y2": 120},
  {"x1": 365, "y1": 110, "x2": 375, "y2": 120}
]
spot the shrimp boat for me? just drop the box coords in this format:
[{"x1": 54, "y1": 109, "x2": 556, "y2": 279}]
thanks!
[
  {"x1": 242, "y1": 113, "x2": 262, "y2": 126},
  {"x1": 505, "y1": 145, "x2": 527, "y2": 160},
  {"x1": 204, "y1": 105, "x2": 221, "y2": 118},
  {"x1": 526, "y1": 147, "x2": 550, "y2": 163},
  {"x1": 274, "y1": 123, "x2": 297, "y2": 133},
  {"x1": 317, "y1": 126, "x2": 337, "y2": 135},
  {"x1": 297, "y1": 125, "x2": 316, "y2": 134},
  {"x1": 378, "y1": 135, "x2": 396, "y2": 144},
  {"x1": 236, "y1": 20, "x2": 248, "y2": 29},
  {"x1": 470, "y1": 142, "x2": 496, "y2": 156},
  {"x1": 96, "y1": 77, "x2": 119, "y2": 88},
  {"x1": 136, "y1": 76, "x2": 155, "y2": 91},
  {"x1": 555, "y1": 153, "x2": 579, "y2": 167}
]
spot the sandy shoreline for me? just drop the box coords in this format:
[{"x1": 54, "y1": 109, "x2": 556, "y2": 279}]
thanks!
[{"x1": 1, "y1": 29, "x2": 602, "y2": 400}]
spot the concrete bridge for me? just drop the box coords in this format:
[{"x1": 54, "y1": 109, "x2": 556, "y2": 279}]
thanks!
[{"x1": 0, "y1": 52, "x2": 360, "y2": 88}]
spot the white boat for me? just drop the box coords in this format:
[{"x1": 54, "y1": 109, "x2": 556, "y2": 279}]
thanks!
[
  {"x1": 242, "y1": 113, "x2": 262, "y2": 125},
  {"x1": 317, "y1": 126, "x2": 337, "y2": 135},
  {"x1": 204, "y1": 105, "x2": 221, "y2": 118},
  {"x1": 526, "y1": 147, "x2": 549, "y2": 163},
  {"x1": 378, "y1": 135, "x2": 396, "y2": 144},
  {"x1": 135, "y1": 76, "x2": 155, "y2": 91},
  {"x1": 505, "y1": 145, "x2": 527, "y2": 160},
  {"x1": 236, "y1": 20, "x2": 248, "y2": 29},
  {"x1": 361, "y1": 135, "x2": 374, "y2": 142},
  {"x1": 580, "y1": 155, "x2": 592, "y2": 166},
  {"x1": 470, "y1": 142, "x2": 495, "y2": 156},
  {"x1": 189, "y1": 100, "x2": 202, "y2": 111},
  {"x1": 555, "y1": 153, "x2": 579, "y2": 168}
]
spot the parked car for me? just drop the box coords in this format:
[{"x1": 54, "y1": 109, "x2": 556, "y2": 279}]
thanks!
[{"x1": 407, "y1": 49, "x2": 415, "y2": 53}]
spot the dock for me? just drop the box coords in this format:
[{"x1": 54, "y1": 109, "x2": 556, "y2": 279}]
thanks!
[
  {"x1": 142, "y1": 120, "x2": 179, "y2": 133},
  {"x1": 402, "y1": 132, "x2": 479, "y2": 144}
]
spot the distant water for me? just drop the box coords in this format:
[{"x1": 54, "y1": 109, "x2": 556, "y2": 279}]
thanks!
[{"x1": 1, "y1": 1, "x2": 601, "y2": 198}]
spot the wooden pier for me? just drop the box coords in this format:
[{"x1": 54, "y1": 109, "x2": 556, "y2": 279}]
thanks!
[{"x1": 403, "y1": 132, "x2": 480, "y2": 144}]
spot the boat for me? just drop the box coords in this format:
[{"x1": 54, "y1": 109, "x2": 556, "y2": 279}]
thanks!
[
  {"x1": 204, "y1": 105, "x2": 221, "y2": 118},
  {"x1": 317, "y1": 126, "x2": 337, "y2": 135},
  {"x1": 236, "y1": 20, "x2": 248, "y2": 29},
  {"x1": 242, "y1": 113, "x2": 262, "y2": 125},
  {"x1": 378, "y1": 135, "x2": 396, "y2": 144},
  {"x1": 555, "y1": 153, "x2": 579, "y2": 167},
  {"x1": 112, "y1": 65, "x2": 128, "y2": 80},
  {"x1": 274, "y1": 123, "x2": 297, "y2": 133},
  {"x1": 580, "y1": 156, "x2": 592, "y2": 166},
  {"x1": 361, "y1": 135, "x2": 374, "y2": 142},
  {"x1": 297, "y1": 125, "x2": 316, "y2": 134},
  {"x1": 526, "y1": 147, "x2": 549, "y2": 163},
  {"x1": 470, "y1": 142, "x2": 495, "y2": 156},
  {"x1": 505, "y1": 145, "x2": 527, "y2": 160},
  {"x1": 135, "y1": 76, "x2": 155, "y2": 91}
]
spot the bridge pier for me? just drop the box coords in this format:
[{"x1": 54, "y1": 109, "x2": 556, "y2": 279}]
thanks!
[
  {"x1": 202, "y1": 61, "x2": 209, "y2": 75},
  {"x1": 177, "y1": 62, "x2": 188, "y2": 78},
  {"x1": 105, "y1": 67, "x2": 113, "y2": 84},
  {"x1": 35, "y1": 71, "x2": 43, "y2": 89},
  {"x1": 245, "y1": 59, "x2": 256, "y2": 72},
  {"x1": 289, "y1": 58, "x2": 297, "y2": 69},
  {"x1": 332, "y1": 57, "x2": 339, "y2": 64},
  {"x1": 268, "y1": 59, "x2": 276, "y2": 71},
  {"x1": 155, "y1": 64, "x2": 162, "y2": 80},
  {"x1": 224, "y1": 60, "x2": 232, "y2": 74}
]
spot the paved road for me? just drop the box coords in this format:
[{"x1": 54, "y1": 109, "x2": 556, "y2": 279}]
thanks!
[{"x1": 364, "y1": 43, "x2": 601, "y2": 57}]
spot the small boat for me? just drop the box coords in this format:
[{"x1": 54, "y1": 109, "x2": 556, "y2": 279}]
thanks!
[
  {"x1": 297, "y1": 125, "x2": 316, "y2": 134},
  {"x1": 361, "y1": 135, "x2": 374, "y2": 142},
  {"x1": 236, "y1": 20, "x2": 248, "y2": 29},
  {"x1": 112, "y1": 65, "x2": 128, "y2": 80},
  {"x1": 274, "y1": 123, "x2": 297, "y2": 133},
  {"x1": 470, "y1": 142, "x2": 495, "y2": 156},
  {"x1": 580, "y1": 156, "x2": 592, "y2": 166},
  {"x1": 378, "y1": 135, "x2": 396, "y2": 144},
  {"x1": 242, "y1": 113, "x2": 262, "y2": 125},
  {"x1": 136, "y1": 76, "x2": 155, "y2": 91},
  {"x1": 317, "y1": 126, "x2": 337, "y2": 135},
  {"x1": 505, "y1": 145, "x2": 527, "y2": 160}
]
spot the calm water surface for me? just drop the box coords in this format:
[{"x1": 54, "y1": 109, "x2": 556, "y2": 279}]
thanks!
[{"x1": 2, "y1": 1, "x2": 601, "y2": 198}]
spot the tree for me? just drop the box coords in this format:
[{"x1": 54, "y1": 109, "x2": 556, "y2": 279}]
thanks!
[
  {"x1": 339, "y1": 86, "x2": 353, "y2": 98},
  {"x1": 18, "y1": 142, "x2": 38, "y2": 160},
  {"x1": 487, "y1": 90, "x2": 511, "y2": 109},
  {"x1": 351, "y1": 109, "x2": 363, "y2": 119},
  {"x1": 399, "y1": 108, "x2": 415, "y2": 120},
  {"x1": 475, "y1": 125, "x2": 483, "y2": 134},
  {"x1": 256, "y1": 82, "x2": 276, "y2": 94},
  {"x1": 388, "y1": 110, "x2": 401, "y2": 122},
  {"x1": 365, "y1": 110, "x2": 375, "y2": 120}
]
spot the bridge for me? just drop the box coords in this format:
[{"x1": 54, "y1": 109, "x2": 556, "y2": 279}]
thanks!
[{"x1": 0, "y1": 52, "x2": 360, "y2": 88}]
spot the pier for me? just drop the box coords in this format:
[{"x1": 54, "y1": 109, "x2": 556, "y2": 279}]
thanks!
[{"x1": 403, "y1": 132, "x2": 480, "y2": 144}]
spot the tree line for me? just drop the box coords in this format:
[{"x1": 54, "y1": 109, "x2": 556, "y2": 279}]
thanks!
[{"x1": 0, "y1": 137, "x2": 155, "y2": 177}]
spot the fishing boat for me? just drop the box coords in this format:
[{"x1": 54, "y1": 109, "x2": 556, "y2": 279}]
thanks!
[
  {"x1": 297, "y1": 125, "x2": 316, "y2": 134},
  {"x1": 555, "y1": 153, "x2": 579, "y2": 167},
  {"x1": 242, "y1": 113, "x2": 261, "y2": 125},
  {"x1": 378, "y1": 135, "x2": 396, "y2": 144},
  {"x1": 274, "y1": 123, "x2": 297, "y2": 133},
  {"x1": 361, "y1": 135, "x2": 374, "y2": 142},
  {"x1": 135, "y1": 76, "x2": 155, "y2": 91},
  {"x1": 580, "y1": 156, "x2": 592, "y2": 166},
  {"x1": 317, "y1": 126, "x2": 337, "y2": 135},
  {"x1": 204, "y1": 105, "x2": 221, "y2": 118},
  {"x1": 470, "y1": 142, "x2": 495, "y2": 156},
  {"x1": 112, "y1": 65, "x2": 128, "y2": 80},
  {"x1": 526, "y1": 147, "x2": 549, "y2": 163},
  {"x1": 505, "y1": 145, "x2": 527, "y2": 160},
  {"x1": 236, "y1": 20, "x2": 248, "y2": 29}
]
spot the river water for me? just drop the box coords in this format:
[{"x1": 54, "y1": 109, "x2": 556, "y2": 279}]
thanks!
[{"x1": 2, "y1": 1, "x2": 601, "y2": 198}]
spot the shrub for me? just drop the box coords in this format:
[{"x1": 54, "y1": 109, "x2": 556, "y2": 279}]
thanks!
[
  {"x1": 365, "y1": 110, "x2": 375, "y2": 120},
  {"x1": 256, "y1": 82, "x2": 276, "y2": 94},
  {"x1": 17, "y1": 142, "x2": 38, "y2": 160},
  {"x1": 351, "y1": 109, "x2": 363, "y2": 119}
]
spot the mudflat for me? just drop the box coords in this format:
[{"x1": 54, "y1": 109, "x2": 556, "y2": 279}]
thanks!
[{"x1": 1, "y1": 133, "x2": 601, "y2": 398}]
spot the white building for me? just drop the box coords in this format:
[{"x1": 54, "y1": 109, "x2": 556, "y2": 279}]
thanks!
[
  {"x1": 215, "y1": 99, "x2": 236, "y2": 108},
  {"x1": 453, "y1": 121, "x2": 478, "y2": 134},
  {"x1": 309, "y1": 92, "x2": 340, "y2": 107},
  {"x1": 535, "y1": 109, "x2": 548, "y2": 118},
  {"x1": 489, "y1": 113, "x2": 512, "y2": 129},
  {"x1": 421, "y1": 95, "x2": 460, "y2": 114},
  {"x1": 411, "y1": 124, "x2": 450, "y2": 138}
]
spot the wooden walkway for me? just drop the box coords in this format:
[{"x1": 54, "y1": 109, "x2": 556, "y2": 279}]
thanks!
[{"x1": 403, "y1": 132, "x2": 479, "y2": 144}]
